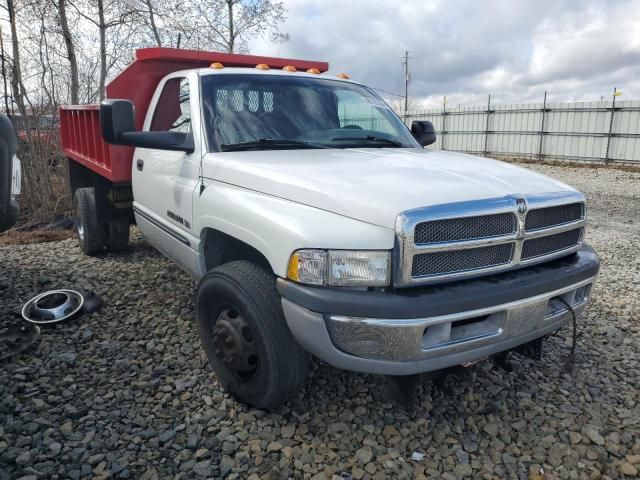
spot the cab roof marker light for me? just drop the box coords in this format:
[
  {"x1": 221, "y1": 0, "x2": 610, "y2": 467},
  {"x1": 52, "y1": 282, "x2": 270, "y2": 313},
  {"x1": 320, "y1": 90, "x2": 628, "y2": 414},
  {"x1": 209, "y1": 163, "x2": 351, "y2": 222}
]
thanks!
[
  {"x1": 282, "y1": 65, "x2": 297, "y2": 72},
  {"x1": 337, "y1": 73, "x2": 350, "y2": 79},
  {"x1": 255, "y1": 64, "x2": 270, "y2": 70},
  {"x1": 306, "y1": 68, "x2": 321, "y2": 74},
  {"x1": 210, "y1": 62, "x2": 224, "y2": 69}
]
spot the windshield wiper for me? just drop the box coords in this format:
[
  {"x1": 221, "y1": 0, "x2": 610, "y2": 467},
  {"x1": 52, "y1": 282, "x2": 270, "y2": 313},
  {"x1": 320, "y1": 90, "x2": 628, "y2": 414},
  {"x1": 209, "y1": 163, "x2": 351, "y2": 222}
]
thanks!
[
  {"x1": 332, "y1": 135, "x2": 405, "y2": 147},
  {"x1": 221, "y1": 138, "x2": 330, "y2": 152}
]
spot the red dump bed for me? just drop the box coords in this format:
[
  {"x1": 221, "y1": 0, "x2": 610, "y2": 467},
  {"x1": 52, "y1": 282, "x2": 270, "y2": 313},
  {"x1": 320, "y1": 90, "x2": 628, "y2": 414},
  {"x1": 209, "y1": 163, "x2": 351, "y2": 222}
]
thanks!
[{"x1": 60, "y1": 48, "x2": 329, "y2": 183}]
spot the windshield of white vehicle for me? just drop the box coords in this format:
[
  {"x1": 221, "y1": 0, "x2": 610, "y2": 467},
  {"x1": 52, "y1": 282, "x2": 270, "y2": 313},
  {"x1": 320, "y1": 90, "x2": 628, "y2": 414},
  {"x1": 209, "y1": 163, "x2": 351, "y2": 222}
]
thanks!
[{"x1": 201, "y1": 74, "x2": 419, "y2": 151}]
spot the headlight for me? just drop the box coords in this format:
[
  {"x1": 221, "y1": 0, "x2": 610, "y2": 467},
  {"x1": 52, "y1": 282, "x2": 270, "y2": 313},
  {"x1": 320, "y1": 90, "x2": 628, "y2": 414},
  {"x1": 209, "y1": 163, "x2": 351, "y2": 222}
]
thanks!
[
  {"x1": 287, "y1": 249, "x2": 391, "y2": 287},
  {"x1": 11, "y1": 155, "x2": 21, "y2": 196}
]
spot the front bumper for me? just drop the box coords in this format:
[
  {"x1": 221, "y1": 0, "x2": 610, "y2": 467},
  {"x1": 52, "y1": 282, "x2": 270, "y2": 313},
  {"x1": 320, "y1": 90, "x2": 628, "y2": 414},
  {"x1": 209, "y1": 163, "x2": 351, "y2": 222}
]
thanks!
[{"x1": 278, "y1": 246, "x2": 599, "y2": 375}]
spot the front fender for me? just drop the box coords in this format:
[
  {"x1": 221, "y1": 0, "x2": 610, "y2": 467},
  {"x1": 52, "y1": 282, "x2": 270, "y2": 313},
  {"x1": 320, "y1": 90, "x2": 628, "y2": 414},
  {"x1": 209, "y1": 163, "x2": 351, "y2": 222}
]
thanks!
[{"x1": 193, "y1": 180, "x2": 395, "y2": 277}]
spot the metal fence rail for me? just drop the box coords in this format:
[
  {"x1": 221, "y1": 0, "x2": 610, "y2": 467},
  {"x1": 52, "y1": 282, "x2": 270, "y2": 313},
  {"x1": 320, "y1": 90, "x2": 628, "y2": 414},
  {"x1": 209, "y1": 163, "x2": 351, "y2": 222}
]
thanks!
[{"x1": 403, "y1": 96, "x2": 640, "y2": 164}]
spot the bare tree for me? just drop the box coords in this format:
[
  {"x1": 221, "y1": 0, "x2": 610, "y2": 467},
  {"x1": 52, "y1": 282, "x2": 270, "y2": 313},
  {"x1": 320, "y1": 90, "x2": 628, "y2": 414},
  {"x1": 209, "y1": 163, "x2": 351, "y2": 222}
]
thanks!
[
  {"x1": 5, "y1": 0, "x2": 26, "y2": 114},
  {"x1": 183, "y1": 0, "x2": 288, "y2": 53}
]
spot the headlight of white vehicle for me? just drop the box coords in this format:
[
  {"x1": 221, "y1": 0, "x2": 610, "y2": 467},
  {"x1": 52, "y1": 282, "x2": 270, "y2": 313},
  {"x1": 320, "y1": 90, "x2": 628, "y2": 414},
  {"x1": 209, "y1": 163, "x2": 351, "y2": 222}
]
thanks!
[
  {"x1": 287, "y1": 249, "x2": 391, "y2": 287},
  {"x1": 11, "y1": 154, "x2": 21, "y2": 195}
]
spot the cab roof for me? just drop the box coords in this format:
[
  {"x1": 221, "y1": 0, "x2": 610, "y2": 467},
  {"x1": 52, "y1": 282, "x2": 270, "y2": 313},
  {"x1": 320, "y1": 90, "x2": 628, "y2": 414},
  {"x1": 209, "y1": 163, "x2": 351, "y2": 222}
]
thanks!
[{"x1": 106, "y1": 47, "x2": 329, "y2": 129}]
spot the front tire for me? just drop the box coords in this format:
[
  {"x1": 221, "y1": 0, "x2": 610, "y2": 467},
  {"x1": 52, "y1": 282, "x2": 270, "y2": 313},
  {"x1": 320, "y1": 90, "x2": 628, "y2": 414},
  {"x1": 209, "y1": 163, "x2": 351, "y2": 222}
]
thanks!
[
  {"x1": 196, "y1": 261, "x2": 309, "y2": 409},
  {"x1": 74, "y1": 187, "x2": 105, "y2": 255}
]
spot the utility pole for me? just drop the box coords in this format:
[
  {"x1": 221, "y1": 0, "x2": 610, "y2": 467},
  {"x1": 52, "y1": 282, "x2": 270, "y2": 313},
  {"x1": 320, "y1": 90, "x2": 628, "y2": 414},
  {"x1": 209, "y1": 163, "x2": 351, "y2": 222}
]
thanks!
[{"x1": 403, "y1": 51, "x2": 410, "y2": 119}]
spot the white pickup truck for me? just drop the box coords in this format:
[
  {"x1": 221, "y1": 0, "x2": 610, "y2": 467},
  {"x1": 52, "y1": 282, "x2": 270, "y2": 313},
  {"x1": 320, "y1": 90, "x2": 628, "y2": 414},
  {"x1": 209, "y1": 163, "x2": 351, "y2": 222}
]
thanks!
[{"x1": 61, "y1": 48, "x2": 600, "y2": 408}]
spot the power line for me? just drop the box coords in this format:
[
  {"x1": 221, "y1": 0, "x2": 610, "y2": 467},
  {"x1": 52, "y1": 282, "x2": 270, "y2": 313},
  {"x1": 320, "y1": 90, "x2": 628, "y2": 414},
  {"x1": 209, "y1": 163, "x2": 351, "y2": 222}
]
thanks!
[{"x1": 368, "y1": 86, "x2": 405, "y2": 98}]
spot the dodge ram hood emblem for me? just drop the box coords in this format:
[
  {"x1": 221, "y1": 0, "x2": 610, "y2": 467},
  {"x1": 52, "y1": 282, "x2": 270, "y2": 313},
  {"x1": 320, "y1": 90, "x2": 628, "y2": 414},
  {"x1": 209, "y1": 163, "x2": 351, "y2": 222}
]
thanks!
[{"x1": 516, "y1": 198, "x2": 527, "y2": 214}]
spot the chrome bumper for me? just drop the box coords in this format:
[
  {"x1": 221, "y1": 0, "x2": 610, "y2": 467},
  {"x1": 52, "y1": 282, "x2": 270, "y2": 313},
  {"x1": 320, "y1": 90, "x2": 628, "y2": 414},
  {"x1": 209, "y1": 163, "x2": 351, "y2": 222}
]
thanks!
[{"x1": 281, "y1": 277, "x2": 596, "y2": 375}]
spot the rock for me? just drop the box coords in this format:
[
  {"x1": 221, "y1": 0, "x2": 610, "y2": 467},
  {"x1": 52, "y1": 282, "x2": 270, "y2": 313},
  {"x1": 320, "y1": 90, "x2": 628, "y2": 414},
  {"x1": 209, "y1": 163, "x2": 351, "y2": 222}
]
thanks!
[
  {"x1": 456, "y1": 449, "x2": 469, "y2": 464},
  {"x1": 584, "y1": 426, "x2": 605, "y2": 446},
  {"x1": 219, "y1": 456, "x2": 234, "y2": 477},
  {"x1": 15, "y1": 451, "x2": 32, "y2": 466},
  {"x1": 49, "y1": 442, "x2": 62, "y2": 456},
  {"x1": 569, "y1": 432, "x2": 583, "y2": 445},
  {"x1": 267, "y1": 441, "x2": 282, "y2": 452},
  {"x1": 355, "y1": 446, "x2": 374, "y2": 465},
  {"x1": 159, "y1": 430, "x2": 177, "y2": 443},
  {"x1": 194, "y1": 448, "x2": 208, "y2": 459},
  {"x1": 626, "y1": 455, "x2": 640, "y2": 465},
  {"x1": 483, "y1": 423, "x2": 498, "y2": 436},
  {"x1": 382, "y1": 425, "x2": 400, "y2": 440},
  {"x1": 620, "y1": 463, "x2": 638, "y2": 476},
  {"x1": 193, "y1": 460, "x2": 213, "y2": 477}
]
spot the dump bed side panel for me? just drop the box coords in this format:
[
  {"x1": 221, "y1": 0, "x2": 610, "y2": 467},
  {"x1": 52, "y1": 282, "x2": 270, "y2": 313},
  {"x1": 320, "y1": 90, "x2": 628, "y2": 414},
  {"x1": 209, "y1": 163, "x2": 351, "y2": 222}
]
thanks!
[{"x1": 60, "y1": 105, "x2": 132, "y2": 183}]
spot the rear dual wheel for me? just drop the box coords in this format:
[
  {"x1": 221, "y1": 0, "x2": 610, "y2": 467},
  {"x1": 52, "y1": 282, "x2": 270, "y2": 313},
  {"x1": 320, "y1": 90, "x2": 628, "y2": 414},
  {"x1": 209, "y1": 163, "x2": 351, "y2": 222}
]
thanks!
[
  {"x1": 196, "y1": 261, "x2": 310, "y2": 409},
  {"x1": 74, "y1": 187, "x2": 129, "y2": 255}
]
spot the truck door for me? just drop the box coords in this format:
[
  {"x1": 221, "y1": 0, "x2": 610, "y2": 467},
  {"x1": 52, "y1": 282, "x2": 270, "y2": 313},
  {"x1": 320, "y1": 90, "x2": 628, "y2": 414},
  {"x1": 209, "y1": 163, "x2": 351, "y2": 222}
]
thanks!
[{"x1": 132, "y1": 74, "x2": 201, "y2": 275}]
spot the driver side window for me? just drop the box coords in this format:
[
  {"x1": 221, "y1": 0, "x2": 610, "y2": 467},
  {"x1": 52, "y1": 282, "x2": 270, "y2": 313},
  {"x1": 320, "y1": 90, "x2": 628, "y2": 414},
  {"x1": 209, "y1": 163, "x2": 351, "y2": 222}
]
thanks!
[{"x1": 150, "y1": 77, "x2": 191, "y2": 133}]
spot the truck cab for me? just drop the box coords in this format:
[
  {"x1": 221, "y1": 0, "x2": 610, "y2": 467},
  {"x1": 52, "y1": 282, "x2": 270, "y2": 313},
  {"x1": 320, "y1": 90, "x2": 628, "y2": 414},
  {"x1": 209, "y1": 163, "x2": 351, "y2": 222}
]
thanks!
[{"x1": 61, "y1": 48, "x2": 599, "y2": 408}]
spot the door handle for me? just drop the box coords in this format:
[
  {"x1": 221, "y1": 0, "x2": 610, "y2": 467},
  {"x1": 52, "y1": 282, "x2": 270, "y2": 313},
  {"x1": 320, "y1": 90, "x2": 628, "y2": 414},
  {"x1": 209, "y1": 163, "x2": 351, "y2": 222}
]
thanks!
[{"x1": 136, "y1": 159, "x2": 144, "y2": 171}]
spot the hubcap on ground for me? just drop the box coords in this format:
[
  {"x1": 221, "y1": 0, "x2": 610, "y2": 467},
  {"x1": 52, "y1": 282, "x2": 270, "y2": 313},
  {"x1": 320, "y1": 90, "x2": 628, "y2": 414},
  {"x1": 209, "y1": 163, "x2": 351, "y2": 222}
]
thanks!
[{"x1": 212, "y1": 307, "x2": 258, "y2": 379}]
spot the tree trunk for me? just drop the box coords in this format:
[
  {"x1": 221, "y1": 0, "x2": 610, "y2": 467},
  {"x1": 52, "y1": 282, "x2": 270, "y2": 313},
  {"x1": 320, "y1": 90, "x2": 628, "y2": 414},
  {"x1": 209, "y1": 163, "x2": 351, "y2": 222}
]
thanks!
[
  {"x1": 6, "y1": 0, "x2": 26, "y2": 115},
  {"x1": 98, "y1": 0, "x2": 106, "y2": 100},
  {"x1": 227, "y1": 0, "x2": 234, "y2": 52},
  {"x1": 144, "y1": 0, "x2": 162, "y2": 46},
  {"x1": 57, "y1": 0, "x2": 79, "y2": 104}
]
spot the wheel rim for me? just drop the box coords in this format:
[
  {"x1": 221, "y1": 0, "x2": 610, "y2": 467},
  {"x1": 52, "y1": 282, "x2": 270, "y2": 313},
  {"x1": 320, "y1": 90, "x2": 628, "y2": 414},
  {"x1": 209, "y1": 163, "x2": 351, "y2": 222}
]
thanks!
[
  {"x1": 212, "y1": 307, "x2": 259, "y2": 379},
  {"x1": 77, "y1": 221, "x2": 85, "y2": 242}
]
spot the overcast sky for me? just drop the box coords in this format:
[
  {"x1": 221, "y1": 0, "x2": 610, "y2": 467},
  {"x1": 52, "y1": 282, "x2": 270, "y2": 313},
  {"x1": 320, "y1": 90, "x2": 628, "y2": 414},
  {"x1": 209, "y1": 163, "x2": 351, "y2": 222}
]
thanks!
[{"x1": 248, "y1": 0, "x2": 640, "y2": 109}]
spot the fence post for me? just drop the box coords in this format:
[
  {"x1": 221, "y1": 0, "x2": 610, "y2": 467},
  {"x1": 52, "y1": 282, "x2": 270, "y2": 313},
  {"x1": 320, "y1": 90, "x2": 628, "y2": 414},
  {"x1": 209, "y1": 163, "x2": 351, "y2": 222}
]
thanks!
[
  {"x1": 604, "y1": 87, "x2": 617, "y2": 164},
  {"x1": 441, "y1": 96, "x2": 447, "y2": 150},
  {"x1": 483, "y1": 94, "x2": 491, "y2": 156},
  {"x1": 538, "y1": 91, "x2": 547, "y2": 160}
]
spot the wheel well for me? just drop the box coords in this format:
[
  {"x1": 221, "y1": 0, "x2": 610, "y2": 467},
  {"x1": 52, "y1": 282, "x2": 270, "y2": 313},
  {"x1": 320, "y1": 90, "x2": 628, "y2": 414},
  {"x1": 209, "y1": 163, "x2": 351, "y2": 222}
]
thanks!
[{"x1": 202, "y1": 229, "x2": 273, "y2": 273}]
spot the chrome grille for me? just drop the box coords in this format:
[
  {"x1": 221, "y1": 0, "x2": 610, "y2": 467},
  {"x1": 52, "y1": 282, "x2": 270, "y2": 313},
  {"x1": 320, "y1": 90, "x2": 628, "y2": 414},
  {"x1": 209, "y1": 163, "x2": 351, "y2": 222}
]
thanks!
[
  {"x1": 394, "y1": 192, "x2": 587, "y2": 287},
  {"x1": 412, "y1": 244, "x2": 514, "y2": 277},
  {"x1": 525, "y1": 203, "x2": 584, "y2": 231},
  {"x1": 522, "y1": 228, "x2": 583, "y2": 260},
  {"x1": 415, "y1": 213, "x2": 516, "y2": 244}
]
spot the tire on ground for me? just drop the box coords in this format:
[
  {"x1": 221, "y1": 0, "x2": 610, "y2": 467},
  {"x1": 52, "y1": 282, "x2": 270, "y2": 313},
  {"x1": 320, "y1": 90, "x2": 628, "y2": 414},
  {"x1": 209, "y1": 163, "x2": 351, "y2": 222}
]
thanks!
[
  {"x1": 196, "y1": 260, "x2": 309, "y2": 409},
  {"x1": 106, "y1": 217, "x2": 129, "y2": 252},
  {"x1": 74, "y1": 187, "x2": 106, "y2": 255}
]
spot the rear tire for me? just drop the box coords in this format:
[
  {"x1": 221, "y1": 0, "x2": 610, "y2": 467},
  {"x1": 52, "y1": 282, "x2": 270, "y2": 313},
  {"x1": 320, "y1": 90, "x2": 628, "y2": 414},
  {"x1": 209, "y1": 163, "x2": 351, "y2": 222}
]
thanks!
[
  {"x1": 196, "y1": 260, "x2": 309, "y2": 409},
  {"x1": 106, "y1": 217, "x2": 129, "y2": 252},
  {"x1": 74, "y1": 187, "x2": 105, "y2": 255}
]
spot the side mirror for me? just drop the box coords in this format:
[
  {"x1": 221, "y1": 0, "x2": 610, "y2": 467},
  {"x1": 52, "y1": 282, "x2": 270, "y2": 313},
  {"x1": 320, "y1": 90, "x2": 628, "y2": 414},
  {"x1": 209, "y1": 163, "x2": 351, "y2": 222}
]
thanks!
[
  {"x1": 100, "y1": 99, "x2": 194, "y2": 153},
  {"x1": 411, "y1": 120, "x2": 436, "y2": 147}
]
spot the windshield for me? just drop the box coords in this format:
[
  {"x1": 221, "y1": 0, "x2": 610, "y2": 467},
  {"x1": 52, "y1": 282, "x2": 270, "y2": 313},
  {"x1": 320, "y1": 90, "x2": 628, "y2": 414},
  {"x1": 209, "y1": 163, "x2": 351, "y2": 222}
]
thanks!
[{"x1": 200, "y1": 74, "x2": 419, "y2": 151}]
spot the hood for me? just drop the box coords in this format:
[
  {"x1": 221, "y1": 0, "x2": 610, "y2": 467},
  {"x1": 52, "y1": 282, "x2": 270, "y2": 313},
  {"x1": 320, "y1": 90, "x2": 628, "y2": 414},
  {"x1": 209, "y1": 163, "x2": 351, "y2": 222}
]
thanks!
[{"x1": 202, "y1": 148, "x2": 577, "y2": 229}]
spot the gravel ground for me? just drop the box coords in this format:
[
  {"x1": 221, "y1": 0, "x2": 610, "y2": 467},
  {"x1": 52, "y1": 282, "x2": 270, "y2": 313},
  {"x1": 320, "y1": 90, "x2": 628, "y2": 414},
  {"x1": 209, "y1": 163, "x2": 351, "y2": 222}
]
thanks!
[{"x1": 1, "y1": 162, "x2": 639, "y2": 480}]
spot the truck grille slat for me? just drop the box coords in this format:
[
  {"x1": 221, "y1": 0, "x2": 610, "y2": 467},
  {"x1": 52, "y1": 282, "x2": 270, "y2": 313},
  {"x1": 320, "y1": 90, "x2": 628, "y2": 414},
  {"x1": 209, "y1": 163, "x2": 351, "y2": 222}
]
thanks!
[
  {"x1": 415, "y1": 213, "x2": 516, "y2": 244},
  {"x1": 525, "y1": 203, "x2": 583, "y2": 231},
  {"x1": 521, "y1": 228, "x2": 583, "y2": 260},
  {"x1": 412, "y1": 244, "x2": 514, "y2": 277}
]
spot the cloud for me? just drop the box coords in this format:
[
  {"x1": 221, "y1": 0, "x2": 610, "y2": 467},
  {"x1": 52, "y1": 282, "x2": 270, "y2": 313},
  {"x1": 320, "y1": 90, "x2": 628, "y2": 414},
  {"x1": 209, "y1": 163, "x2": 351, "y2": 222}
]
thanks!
[{"x1": 248, "y1": 0, "x2": 640, "y2": 108}]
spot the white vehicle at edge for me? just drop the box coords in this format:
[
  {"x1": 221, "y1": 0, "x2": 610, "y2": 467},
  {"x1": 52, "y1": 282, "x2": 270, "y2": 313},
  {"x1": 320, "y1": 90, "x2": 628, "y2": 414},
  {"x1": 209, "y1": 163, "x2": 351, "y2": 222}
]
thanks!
[{"x1": 100, "y1": 66, "x2": 599, "y2": 408}]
